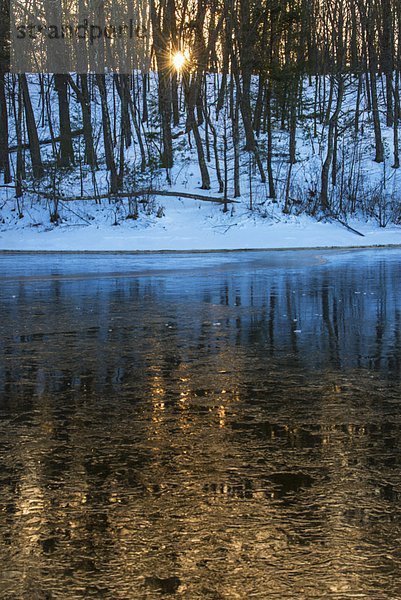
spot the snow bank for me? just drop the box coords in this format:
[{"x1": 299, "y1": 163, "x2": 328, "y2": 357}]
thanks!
[{"x1": 0, "y1": 197, "x2": 399, "y2": 251}]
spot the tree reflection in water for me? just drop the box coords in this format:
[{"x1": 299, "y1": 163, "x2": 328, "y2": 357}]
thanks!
[{"x1": 0, "y1": 249, "x2": 400, "y2": 598}]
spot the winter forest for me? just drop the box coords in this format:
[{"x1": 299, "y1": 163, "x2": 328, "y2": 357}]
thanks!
[
  {"x1": 3, "y1": 3, "x2": 401, "y2": 596},
  {"x1": 1, "y1": 0, "x2": 401, "y2": 236}
]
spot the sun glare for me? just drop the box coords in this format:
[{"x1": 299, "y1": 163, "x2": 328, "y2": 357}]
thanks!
[{"x1": 172, "y1": 51, "x2": 187, "y2": 71}]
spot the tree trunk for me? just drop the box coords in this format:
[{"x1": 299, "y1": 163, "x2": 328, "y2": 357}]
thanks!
[
  {"x1": 381, "y1": 0, "x2": 394, "y2": 126},
  {"x1": 96, "y1": 74, "x2": 119, "y2": 194},
  {"x1": 392, "y1": 71, "x2": 400, "y2": 168},
  {"x1": 150, "y1": 0, "x2": 173, "y2": 169},
  {"x1": 19, "y1": 74, "x2": 44, "y2": 178},
  {"x1": 233, "y1": 99, "x2": 240, "y2": 197},
  {"x1": 0, "y1": 69, "x2": 11, "y2": 183},
  {"x1": 366, "y1": 12, "x2": 384, "y2": 162},
  {"x1": 321, "y1": 77, "x2": 344, "y2": 211},
  {"x1": 54, "y1": 74, "x2": 74, "y2": 167},
  {"x1": 266, "y1": 83, "x2": 276, "y2": 199},
  {"x1": 67, "y1": 75, "x2": 97, "y2": 168}
]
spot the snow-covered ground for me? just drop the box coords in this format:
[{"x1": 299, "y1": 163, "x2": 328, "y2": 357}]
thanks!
[
  {"x1": 0, "y1": 196, "x2": 399, "y2": 251},
  {"x1": 2, "y1": 74, "x2": 401, "y2": 251}
]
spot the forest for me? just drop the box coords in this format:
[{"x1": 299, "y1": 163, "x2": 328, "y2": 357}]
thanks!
[{"x1": 1, "y1": 0, "x2": 401, "y2": 229}]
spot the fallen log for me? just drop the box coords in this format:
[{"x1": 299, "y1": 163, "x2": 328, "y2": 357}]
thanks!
[
  {"x1": 325, "y1": 212, "x2": 365, "y2": 237},
  {"x1": 8, "y1": 129, "x2": 84, "y2": 153},
  {"x1": 22, "y1": 188, "x2": 239, "y2": 204}
]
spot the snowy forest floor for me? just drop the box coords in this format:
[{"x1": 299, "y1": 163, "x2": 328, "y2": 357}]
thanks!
[
  {"x1": 2, "y1": 73, "x2": 401, "y2": 250},
  {"x1": 0, "y1": 196, "x2": 400, "y2": 251}
]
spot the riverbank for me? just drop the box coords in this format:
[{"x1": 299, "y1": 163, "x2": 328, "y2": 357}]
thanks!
[{"x1": 0, "y1": 197, "x2": 400, "y2": 252}]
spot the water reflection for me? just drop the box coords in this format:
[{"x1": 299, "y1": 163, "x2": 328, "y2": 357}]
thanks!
[{"x1": 0, "y1": 249, "x2": 401, "y2": 598}]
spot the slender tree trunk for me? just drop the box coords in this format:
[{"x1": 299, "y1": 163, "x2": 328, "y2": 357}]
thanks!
[
  {"x1": 192, "y1": 118, "x2": 210, "y2": 190},
  {"x1": 15, "y1": 79, "x2": 24, "y2": 198},
  {"x1": 266, "y1": 82, "x2": 276, "y2": 198},
  {"x1": 366, "y1": 15, "x2": 384, "y2": 162},
  {"x1": 392, "y1": 71, "x2": 400, "y2": 168},
  {"x1": 223, "y1": 117, "x2": 228, "y2": 212},
  {"x1": 96, "y1": 74, "x2": 118, "y2": 194},
  {"x1": 150, "y1": 0, "x2": 173, "y2": 169},
  {"x1": 19, "y1": 74, "x2": 44, "y2": 178},
  {"x1": 354, "y1": 74, "x2": 362, "y2": 136},
  {"x1": 114, "y1": 75, "x2": 132, "y2": 149},
  {"x1": 233, "y1": 98, "x2": 240, "y2": 197},
  {"x1": 54, "y1": 74, "x2": 74, "y2": 167},
  {"x1": 142, "y1": 73, "x2": 149, "y2": 123},
  {"x1": 0, "y1": 69, "x2": 11, "y2": 183},
  {"x1": 253, "y1": 75, "x2": 264, "y2": 136},
  {"x1": 289, "y1": 79, "x2": 299, "y2": 164},
  {"x1": 67, "y1": 74, "x2": 97, "y2": 168},
  {"x1": 127, "y1": 88, "x2": 147, "y2": 173},
  {"x1": 321, "y1": 77, "x2": 344, "y2": 211},
  {"x1": 209, "y1": 119, "x2": 224, "y2": 193},
  {"x1": 381, "y1": 0, "x2": 394, "y2": 126}
]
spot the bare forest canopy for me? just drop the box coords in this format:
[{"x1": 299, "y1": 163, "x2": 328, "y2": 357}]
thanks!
[{"x1": 0, "y1": 0, "x2": 401, "y2": 224}]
